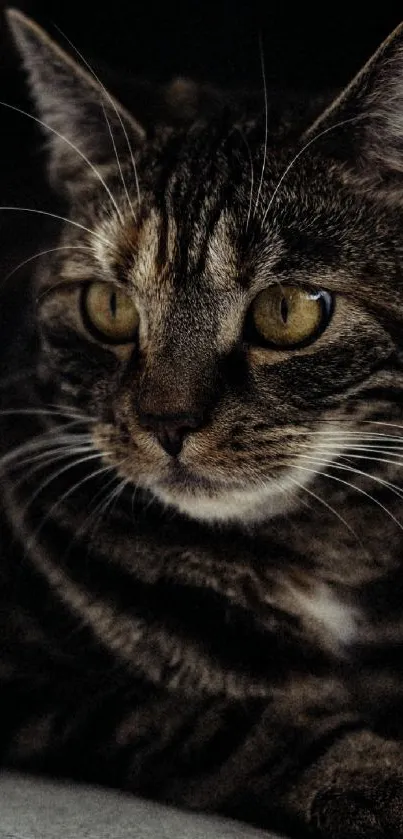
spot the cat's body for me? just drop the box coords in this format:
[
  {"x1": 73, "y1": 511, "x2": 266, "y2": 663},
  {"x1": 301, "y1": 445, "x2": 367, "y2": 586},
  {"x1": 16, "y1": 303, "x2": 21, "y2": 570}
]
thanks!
[{"x1": 2, "y1": 10, "x2": 403, "y2": 837}]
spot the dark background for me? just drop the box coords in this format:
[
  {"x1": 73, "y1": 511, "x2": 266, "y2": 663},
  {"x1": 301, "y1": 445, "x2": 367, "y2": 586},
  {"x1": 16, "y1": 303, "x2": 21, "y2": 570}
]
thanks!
[
  {"x1": 2, "y1": 3, "x2": 402, "y2": 91},
  {"x1": 1, "y1": 3, "x2": 401, "y2": 197},
  {"x1": 1, "y1": 3, "x2": 402, "y2": 170},
  {"x1": 0, "y1": 2, "x2": 401, "y2": 271}
]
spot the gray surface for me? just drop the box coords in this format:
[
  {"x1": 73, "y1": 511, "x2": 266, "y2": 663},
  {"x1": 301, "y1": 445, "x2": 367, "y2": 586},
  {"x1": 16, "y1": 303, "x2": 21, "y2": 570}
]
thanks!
[{"x1": 0, "y1": 772, "x2": 287, "y2": 839}]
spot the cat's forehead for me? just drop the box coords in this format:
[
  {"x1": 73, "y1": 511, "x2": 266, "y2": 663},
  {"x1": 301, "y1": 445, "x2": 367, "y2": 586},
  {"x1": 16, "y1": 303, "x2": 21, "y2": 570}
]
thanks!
[
  {"x1": 107, "y1": 203, "x2": 283, "y2": 304},
  {"x1": 107, "y1": 131, "x2": 340, "y2": 293}
]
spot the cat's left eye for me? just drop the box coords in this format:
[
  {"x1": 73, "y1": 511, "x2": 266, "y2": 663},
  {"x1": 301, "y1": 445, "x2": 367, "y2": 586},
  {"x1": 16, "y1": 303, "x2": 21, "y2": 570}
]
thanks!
[
  {"x1": 81, "y1": 282, "x2": 139, "y2": 344},
  {"x1": 245, "y1": 284, "x2": 333, "y2": 349}
]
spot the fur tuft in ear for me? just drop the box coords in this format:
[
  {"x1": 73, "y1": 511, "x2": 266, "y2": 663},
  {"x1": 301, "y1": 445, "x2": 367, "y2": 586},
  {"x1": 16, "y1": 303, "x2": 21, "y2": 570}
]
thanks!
[
  {"x1": 303, "y1": 22, "x2": 403, "y2": 184},
  {"x1": 6, "y1": 8, "x2": 145, "y2": 196}
]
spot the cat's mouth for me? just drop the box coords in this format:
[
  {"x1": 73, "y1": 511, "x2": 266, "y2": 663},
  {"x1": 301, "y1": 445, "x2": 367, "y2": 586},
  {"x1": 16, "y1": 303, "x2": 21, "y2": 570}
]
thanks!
[{"x1": 162, "y1": 461, "x2": 225, "y2": 492}]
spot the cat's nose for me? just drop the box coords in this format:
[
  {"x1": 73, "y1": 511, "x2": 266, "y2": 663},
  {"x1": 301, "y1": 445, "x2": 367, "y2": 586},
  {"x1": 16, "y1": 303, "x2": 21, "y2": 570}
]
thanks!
[{"x1": 138, "y1": 412, "x2": 203, "y2": 457}]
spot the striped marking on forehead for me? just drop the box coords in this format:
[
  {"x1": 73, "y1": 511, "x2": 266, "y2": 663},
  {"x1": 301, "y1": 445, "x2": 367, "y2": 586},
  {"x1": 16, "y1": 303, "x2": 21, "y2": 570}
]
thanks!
[
  {"x1": 205, "y1": 210, "x2": 239, "y2": 290},
  {"x1": 113, "y1": 209, "x2": 176, "y2": 292},
  {"x1": 118, "y1": 210, "x2": 161, "y2": 285}
]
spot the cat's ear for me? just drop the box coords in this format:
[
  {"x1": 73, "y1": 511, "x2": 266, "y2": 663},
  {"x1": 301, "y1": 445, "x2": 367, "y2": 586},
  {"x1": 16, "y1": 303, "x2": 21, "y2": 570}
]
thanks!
[
  {"x1": 6, "y1": 8, "x2": 145, "y2": 195},
  {"x1": 304, "y1": 22, "x2": 403, "y2": 185}
]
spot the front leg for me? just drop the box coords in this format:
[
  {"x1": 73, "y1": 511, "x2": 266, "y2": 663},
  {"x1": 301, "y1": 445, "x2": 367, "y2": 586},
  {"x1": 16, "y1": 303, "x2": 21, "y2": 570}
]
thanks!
[{"x1": 162, "y1": 676, "x2": 403, "y2": 839}]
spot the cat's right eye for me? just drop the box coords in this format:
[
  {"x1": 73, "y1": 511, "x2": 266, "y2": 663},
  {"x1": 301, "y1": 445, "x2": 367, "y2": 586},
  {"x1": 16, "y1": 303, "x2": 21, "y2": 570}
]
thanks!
[{"x1": 81, "y1": 282, "x2": 140, "y2": 344}]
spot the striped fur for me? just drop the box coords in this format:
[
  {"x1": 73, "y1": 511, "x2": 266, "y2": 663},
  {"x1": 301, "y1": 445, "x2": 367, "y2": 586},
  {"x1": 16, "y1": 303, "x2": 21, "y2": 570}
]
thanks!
[{"x1": 2, "y1": 9, "x2": 403, "y2": 838}]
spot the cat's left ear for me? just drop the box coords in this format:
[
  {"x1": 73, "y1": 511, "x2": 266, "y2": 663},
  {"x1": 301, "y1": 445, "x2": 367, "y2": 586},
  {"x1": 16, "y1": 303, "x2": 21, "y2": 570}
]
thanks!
[
  {"x1": 304, "y1": 22, "x2": 403, "y2": 185},
  {"x1": 6, "y1": 8, "x2": 145, "y2": 196}
]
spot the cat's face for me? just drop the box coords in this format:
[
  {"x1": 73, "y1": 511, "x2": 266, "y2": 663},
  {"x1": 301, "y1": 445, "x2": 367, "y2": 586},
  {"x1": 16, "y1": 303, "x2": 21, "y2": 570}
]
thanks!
[{"x1": 8, "y1": 11, "x2": 403, "y2": 523}]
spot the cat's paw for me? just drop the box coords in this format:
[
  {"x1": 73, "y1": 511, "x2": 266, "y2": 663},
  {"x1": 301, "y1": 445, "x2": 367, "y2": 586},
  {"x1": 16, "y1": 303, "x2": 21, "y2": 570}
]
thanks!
[
  {"x1": 287, "y1": 729, "x2": 403, "y2": 839},
  {"x1": 310, "y1": 776, "x2": 403, "y2": 838}
]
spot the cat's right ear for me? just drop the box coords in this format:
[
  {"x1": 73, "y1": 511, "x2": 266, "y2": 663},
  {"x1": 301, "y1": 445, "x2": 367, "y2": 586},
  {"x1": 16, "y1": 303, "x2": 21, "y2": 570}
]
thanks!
[{"x1": 5, "y1": 9, "x2": 145, "y2": 196}]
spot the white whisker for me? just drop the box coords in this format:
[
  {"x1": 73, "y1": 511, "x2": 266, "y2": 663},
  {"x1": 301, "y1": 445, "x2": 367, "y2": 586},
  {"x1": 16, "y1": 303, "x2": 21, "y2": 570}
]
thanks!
[
  {"x1": 300, "y1": 454, "x2": 403, "y2": 500},
  {"x1": 75, "y1": 460, "x2": 131, "y2": 540},
  {"x1": 363, "y1": 421, "x2": 403, "y2": 433},
  {"x1": 0, "y1": 100, "x2": 124, "y2": 224},
  {"x1": 253, "y1": 36, "x2": 269, "y2": 221},
  {"x1": 0, "y1": 407, "x2": 94, "y2": 422},
  {"x1": 0, "y1": 429, "x2": 93, "y2": 472},
  {"x1": 84, "y1": 472, "x2": 122, "y2": 525},
  {"x1": 22, "y1": 450, "x2": 105, "y2": 517},
  {"x1": 0, "y1": 207, "x2": 114, "y2": 249},
  {"x1": 55, "y1": 27, "x2": 142, "y2": 210},
  {"x1": 341, "y1": 448, "x2": 403, "y2": 460},
  {"x1": 12, "y1": 443, "x2": 95, "y2": 488},
  {"x1": 60, "y1": 473, "x2": 120, "y2": 562},
  {"x1": 261, "y1": 115, "x2": 364, "y2": 226},
  {"x1": 308, "y1": 429, "x2": 403, "y2": 440},
  {"x1": 301, "y1": 444, "x2": 403, "y2": 464},
  {"x1": 101, "y1": 475, "x2": 130, "y2": 519},
  {"x1": 287, "y1": 475, "x2": 364, "y2": 547},
  {"x1": 4, "y1": 444, "x2": 93, "y2": 480},
  {"x1": 47, "y1": 404, "x2": 97, "y2": 423},
  {"x1": 311, "y1": 433, "x2": 403, "y2": 448},
  {"x1": 295, "y1": 460, "x2": 403, "y2": 532},
  {"x1": 101, "y1": 104, "x2": 137, "y2": 221},
  {"x1": 28, "y1": 461, "x2": 115, "y2": 549},
  {"x1": 2, "y1": 245, "x2": 93, "y2": 285}
]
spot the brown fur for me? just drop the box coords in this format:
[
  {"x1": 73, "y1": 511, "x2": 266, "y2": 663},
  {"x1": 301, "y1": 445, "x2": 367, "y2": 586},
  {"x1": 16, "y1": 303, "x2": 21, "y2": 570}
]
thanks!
[{"x1": 2, "y1": 9, "x2": 403, "y2": 838}]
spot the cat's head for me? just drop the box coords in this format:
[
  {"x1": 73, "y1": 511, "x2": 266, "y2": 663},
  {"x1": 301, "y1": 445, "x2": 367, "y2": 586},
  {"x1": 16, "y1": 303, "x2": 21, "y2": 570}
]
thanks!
[{"x1": 7, "y1": 10, "x2": 403, "y2": 523}]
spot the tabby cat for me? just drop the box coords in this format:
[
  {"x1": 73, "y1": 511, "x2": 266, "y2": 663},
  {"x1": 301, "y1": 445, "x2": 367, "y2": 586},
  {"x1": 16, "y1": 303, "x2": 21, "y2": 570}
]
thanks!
[{"x1": 2, "y1": 9, "x2": 403, "y2": 838}]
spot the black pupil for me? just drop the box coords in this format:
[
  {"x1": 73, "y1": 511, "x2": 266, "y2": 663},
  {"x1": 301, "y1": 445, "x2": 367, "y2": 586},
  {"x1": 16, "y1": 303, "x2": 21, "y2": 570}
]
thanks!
[
  {"x1": 280, "y1": 296, "x2": 288, "y2": 324},
  {"x1": 110, "y1": 292, "x2": 117, "y2": 318}
]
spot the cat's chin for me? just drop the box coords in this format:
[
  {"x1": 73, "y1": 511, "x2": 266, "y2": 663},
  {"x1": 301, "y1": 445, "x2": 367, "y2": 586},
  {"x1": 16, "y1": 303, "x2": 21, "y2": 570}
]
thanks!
[{"x1": 147, "y1": 474, "x2": 302, "y2": 524}]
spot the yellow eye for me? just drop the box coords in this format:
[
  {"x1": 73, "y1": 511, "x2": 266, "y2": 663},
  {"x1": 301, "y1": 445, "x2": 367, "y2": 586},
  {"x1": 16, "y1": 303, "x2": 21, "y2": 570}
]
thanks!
[
  {"x1": 82, "y1": 282, "x2": 139, "y2": 344},
  {"x1": 248, "y1": 284, "x2": 333, "y2": 349}
]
